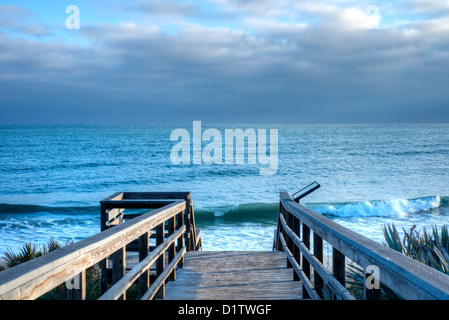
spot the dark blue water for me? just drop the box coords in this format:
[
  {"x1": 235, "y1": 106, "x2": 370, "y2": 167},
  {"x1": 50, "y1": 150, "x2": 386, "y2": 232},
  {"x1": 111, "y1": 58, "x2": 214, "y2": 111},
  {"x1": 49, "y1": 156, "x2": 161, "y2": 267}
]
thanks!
[{"x1": 1, "y1": 124, "x2": 449, "y2": 252}]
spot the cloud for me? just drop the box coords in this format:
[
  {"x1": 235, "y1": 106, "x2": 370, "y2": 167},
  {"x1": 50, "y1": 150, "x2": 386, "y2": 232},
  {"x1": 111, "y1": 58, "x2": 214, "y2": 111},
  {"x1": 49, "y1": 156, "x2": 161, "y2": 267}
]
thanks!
[
  {"x1": 126, "y1": 0, "x2": 199, "y2": 16},
  {"x1": 0, "y1": 1, "x2": 448, "y2": 124},
  {"x1": 0, "y1": 4, "x2": 50, "y2": 36}
]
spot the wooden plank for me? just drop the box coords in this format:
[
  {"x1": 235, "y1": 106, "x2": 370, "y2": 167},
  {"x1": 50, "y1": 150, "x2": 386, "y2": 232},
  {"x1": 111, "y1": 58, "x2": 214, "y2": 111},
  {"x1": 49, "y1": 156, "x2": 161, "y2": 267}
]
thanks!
[
  {"x1": 66, "y1": 271, "x2": 86, "y2": 300},
  {"x1": 332, "y1": 248, "x2": 345, "y2": 300},
  {"x1": 167, "y1": 217, "x2": 176, "y2": 281},
  {"x1": 101, "y1": 192, "x2": 124, "y2": 202},
  {"x1": 155, "y1": 223, "x2": 165, "y2": 299},
  {"x1": 101, "y1": 200, "x2": 178, "y2": 209},
  {"x1": 313, "y1": 233, "x2": 324, "y2": 298},
  {"x1": 302, "y1": 223, "x2": 311, "y2": 299},
  {"x1": 292, "y1": 215, "x2": 300, "y2": 281},
  {"x1": 163, "y1": 251, "x2": 302, "y2": 300},
  {"x1": 121, "y1": 192, "x2": 191, "y2": 200},
  {"x1": 176, "y1": 212, "x2": 184, "y2": 268},
  {"x1": 138, "y1": 232, "x2": 150, "y2": 298},
  {"x1": 107, "y1": 208, "x2": 124, "y2": 222},
  {"x1": 112, "y1": 248, "x2": 126, "y2": 300}
]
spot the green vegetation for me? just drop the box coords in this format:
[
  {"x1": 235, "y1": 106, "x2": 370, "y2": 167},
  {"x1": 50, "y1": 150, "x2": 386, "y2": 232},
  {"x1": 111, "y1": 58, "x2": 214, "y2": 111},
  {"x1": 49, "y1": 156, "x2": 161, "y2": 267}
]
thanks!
[
  {"x1": 382, "y1": 224, "x2": 449, "y2": 274},
  {"x1": 2, "y1": 238, "x2": 66, "y2": 268},
  {"x1": 0, "y1": 238, "x2": 141, "y2": 300},
  {"x1": 1, "y1": 239, "x2": 102, "y2": 299},
  {"x1": 346, "y1": 224, "x2": 449, "y2": 299}
]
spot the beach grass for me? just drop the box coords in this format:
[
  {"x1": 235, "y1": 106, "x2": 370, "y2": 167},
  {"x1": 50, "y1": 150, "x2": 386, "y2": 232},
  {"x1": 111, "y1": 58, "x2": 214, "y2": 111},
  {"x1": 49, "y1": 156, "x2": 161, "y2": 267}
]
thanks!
[{"x1": 346, "y1": 223, "x2": 449, "y2": 299}]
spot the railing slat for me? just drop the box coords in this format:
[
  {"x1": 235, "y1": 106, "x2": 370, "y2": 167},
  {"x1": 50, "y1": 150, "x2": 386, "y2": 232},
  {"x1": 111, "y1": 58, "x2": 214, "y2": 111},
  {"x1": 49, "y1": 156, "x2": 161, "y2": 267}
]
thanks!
[
  {"x1": 138, "y1": 231, "x2": 150, "y2": 298},
  {"x1": 313, "y1": 233, "x2": 324, "y2": 298},
  {"x1": 141, "y1": 247, "x2": 186, "y2": 300},
  {"x1": 112, "y1": 247, "x2": 126, "y2": 300},
  {"x1": 332, "y1": 248, "x2": 345, "y2": 300},
  {"x1": 279, "y1": 232, "x2": 320, "y2": 300},
  {"x1": 155, "y1": 222, "x2": 166, "y2": 299},
  {"x1": 302, "y1": 223, "x2": 311, "y2": 299},
  {"x1": 279, "y1": 214, "x2": 354, "y2": 300},
  {"x1": 99, "y1": 226, "x2": 186, "y2": 300}
]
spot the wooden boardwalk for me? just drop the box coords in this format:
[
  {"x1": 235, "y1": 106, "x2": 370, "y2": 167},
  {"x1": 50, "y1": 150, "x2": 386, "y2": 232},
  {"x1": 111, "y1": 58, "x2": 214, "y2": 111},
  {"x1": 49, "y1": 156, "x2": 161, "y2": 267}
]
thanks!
[
  {"x1": 163, "y1": 251, "x2": 302, "y2": 300},
  {"x1": 3, "y1": 191, "x2": 449, "y2": 300}
]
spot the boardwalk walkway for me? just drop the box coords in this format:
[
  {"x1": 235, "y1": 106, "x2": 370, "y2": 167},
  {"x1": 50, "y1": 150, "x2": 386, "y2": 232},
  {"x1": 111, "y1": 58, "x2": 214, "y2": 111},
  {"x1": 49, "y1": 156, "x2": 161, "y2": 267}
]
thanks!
[{"x1": 163, "y1": 251, "x2": 303, "y2": 300}]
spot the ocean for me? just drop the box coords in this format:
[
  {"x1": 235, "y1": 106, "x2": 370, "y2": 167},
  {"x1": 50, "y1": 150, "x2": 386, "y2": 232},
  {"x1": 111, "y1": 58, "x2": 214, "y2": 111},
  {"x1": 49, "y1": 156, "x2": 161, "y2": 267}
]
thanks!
[{"x1": 1, "y1": 124, "x2": 448, "y2": 254}]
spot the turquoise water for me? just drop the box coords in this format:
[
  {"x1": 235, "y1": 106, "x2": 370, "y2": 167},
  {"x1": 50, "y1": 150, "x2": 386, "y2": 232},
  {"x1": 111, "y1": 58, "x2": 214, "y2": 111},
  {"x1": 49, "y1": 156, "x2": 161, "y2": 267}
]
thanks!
[{"x1": 1, "y1": 124, "x2": 449, "y2": 252}]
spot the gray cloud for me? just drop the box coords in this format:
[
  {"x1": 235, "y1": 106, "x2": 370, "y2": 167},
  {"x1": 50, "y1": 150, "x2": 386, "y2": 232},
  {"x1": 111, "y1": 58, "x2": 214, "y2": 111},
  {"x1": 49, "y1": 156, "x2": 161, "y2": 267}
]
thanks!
[{"x1": 0, "y1": 1, "x2": 448, "y2": 124}]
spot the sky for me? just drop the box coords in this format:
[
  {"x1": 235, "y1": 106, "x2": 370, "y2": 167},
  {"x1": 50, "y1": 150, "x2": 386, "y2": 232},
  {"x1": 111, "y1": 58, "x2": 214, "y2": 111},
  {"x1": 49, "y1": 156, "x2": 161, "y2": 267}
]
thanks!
[{"x1": 0, "y1": 0, "x2": 448, "y2": 124}]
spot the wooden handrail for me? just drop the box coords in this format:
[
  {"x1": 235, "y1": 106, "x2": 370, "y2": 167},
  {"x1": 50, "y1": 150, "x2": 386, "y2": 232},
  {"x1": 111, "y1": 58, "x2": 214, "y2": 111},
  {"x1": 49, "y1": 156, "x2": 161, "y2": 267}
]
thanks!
[
  {"x1": 0, "y1": 198, "x2": 192, "y2": 300},
  {"x1": 278, "y1": 213, "x2": 354, "y2": 300},
  {"x1": 274, "y1": 192, "x2": 449, "y2": 300},
  {"x1": 99, "y1": 226, "x2": 186, "y2": 300}
]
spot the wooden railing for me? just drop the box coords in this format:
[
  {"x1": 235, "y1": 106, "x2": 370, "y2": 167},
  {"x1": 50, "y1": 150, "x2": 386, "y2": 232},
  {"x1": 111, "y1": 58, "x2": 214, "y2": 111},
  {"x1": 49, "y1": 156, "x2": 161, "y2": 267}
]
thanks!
[
  {"x1": 274, "y1": 192, "x2": 449, "y2": 300},
  {"x1": 0, "y1": 192, "x2": 201, "y2": 300},
  {"x1": 99, "y1": 191, "x2": 202, "y2": 296}
]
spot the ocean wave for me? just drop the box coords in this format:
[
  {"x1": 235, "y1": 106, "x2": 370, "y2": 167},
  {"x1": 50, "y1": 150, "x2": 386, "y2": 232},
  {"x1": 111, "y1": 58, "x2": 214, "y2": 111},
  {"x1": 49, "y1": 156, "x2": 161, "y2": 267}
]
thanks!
[
  {"x1": 196, "y1": 196, "x2": 447, "y2": 220},
  {"x1": 0, "y1": 196, "x2": 446, "y2": 220},
  {"x1": 306, "y1": 196, "x2": 445, "y2": 218},
  {"x1": 195, "y1": 202, "x2": 279, "y2": 221}
]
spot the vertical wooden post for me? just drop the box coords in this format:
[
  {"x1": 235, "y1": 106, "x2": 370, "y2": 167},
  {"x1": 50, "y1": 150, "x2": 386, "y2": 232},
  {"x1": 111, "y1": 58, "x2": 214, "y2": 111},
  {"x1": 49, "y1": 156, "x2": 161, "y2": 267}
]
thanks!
[
  {"x1": 302, "y1": 224, "x2": 311, "y2": 299},
  {"x1": 156, "y1": 222, "x2": 165, "y2": 299},
  {"x1": 292, "y1": 216, "x2": 301, "y2": 281},
  {"x1": 332, "y1": 248, "x2": 345, "y2": 300},
  {"x1": 100, "y1": 203, "x2": 109, "y2": 294},
  {"x1": 187, "y1": 195, "x2": 198, "y2": 250},
  {"x1": 364, "y1": 266, "x2": 381, "y2": 300},
  {"x1": 285, "y1": 209, "x2": 292, "y2": 268},
  {"x1": 176, "y1": 211, "x2": 184, "y2": 268},
  {"x1": 138, "y1": 232, "x2": 150, "y2": 298},
  {"x1": 67, "y1": 271, "x2": 86, "y2": 300},
  {"x1": 112, "y1": 247, "x2": 126, "y2": 300},
  {"x1": 274, "y1": 203, "x2": 282, "y2": 251},
  {"x1": 184, "y1": 198, "x2": 192, "y2": 251},
  {"x1": 313, "y1": 233, "x2": 324, "y2": 298},
  {"x1": 168, "y1": 216, "x2": 176, "y2": 281}
]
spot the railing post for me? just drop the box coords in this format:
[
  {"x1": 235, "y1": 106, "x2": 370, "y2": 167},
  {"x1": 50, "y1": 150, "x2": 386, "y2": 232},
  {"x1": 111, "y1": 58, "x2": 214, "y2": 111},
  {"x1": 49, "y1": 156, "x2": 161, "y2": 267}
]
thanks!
[
  {"x1": 364, "y1": 267, "x2": 381, "y2": 300},
  {"x1": 184, "y1": 199, "x2": 192, "y2": 251},
  {"x1": 138, "y1": 232, "x2": 150, "y2": 298},
  {"x1": 313, "y1": 233, "x2": 324, "y2": 298},
  {"x1": 285, "y1": 208, "x2": 292, "y2": 268},
  {"x1": 112, "y1": 247, "x2": 126, "y2": 300},
  {"x1": 292, "y1": 215, "x2": 301, "y2": 281},
  {"x1": 275, "y1": 204, "x2": 284, "y2": 251},
  {"x1": 100, "y1": 203, "x2": 109, "y2": 294},
  {"x1": 156, "y1": 222, "x2": 166, "y2": 299},
  {"x1": 176, "y1": 211, "x2": 184, "y2": 268},
  {"x1": 66, "y1": 271, "x2": 86, "y2": 300},
  {"x1": 302, "y1": 224, "x2": 311, "y2": 299},
  {"x1": 332, "y1": 248, "x2": 345, "y2": 299},
  {"x1": 168, "y1": 216, "x2": 176, "y2": 281}
]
